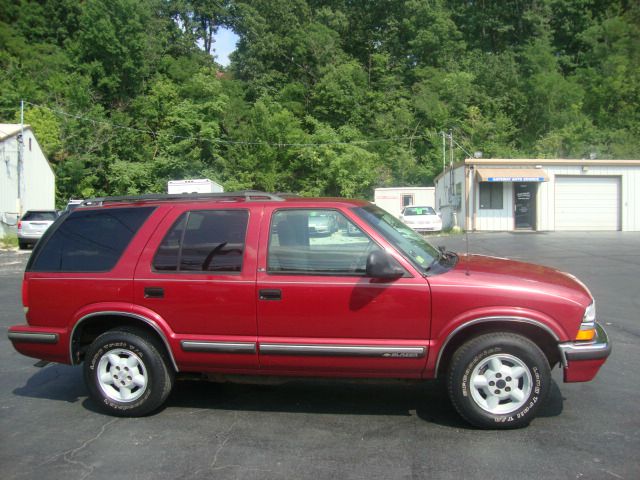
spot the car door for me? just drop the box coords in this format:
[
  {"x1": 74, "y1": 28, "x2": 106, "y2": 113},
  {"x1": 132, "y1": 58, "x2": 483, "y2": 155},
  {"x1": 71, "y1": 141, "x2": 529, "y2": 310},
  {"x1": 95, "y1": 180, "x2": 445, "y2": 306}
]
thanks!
[
  {"x1": 134, "y1": 204, "x2": 260, "y2": 372},
  {"x1": 256, "y1": 206, "x2": 431, "y2": 377}
]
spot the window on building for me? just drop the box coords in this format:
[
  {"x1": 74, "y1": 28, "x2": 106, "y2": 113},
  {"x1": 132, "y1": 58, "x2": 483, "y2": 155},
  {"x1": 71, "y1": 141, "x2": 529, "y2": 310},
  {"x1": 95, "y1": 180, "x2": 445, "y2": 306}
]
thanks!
[
  {"x1": 153, "y1": 210, "x2": 249, "y2": 273},
  {"x1": 479, "y1": 182, "x2": 503, "y2": 209},
  {"x1": 402, "y1": 194, "x2": 414, "y2": 207}
]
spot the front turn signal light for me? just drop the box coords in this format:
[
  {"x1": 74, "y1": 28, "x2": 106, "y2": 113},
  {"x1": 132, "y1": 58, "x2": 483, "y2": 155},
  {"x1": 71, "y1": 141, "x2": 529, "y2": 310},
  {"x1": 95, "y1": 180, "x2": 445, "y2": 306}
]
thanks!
[{"x1": 576, "y1": 328, "x2": 596, "y2": 341}]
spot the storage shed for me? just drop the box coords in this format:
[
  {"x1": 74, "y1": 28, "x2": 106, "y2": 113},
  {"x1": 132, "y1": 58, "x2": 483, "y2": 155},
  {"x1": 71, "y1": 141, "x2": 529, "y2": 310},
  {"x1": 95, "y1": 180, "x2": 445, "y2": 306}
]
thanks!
[
  {"x1": 434, "y1": 158, "x2": 640, "y2": 231},
  {"x1": 0, "y1": 124, "x2": 55, "y2": 238}
]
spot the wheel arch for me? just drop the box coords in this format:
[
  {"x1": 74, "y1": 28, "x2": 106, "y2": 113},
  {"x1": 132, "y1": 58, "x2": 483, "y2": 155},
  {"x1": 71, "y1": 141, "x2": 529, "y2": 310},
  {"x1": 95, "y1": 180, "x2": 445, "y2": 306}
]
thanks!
[
  {"x1": 70, "y1": 311, "x2": 178, "y2": 372},
  {"x1": 434, "y1": 317, "x2": 561, "y2": 378}
]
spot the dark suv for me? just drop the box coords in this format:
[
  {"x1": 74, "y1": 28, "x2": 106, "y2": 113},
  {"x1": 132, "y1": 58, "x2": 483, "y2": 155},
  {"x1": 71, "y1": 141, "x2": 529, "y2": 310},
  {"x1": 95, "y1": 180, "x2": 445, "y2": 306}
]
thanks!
[{"x1": 8, "y1": 192, "x2": 610, "y2": 428}]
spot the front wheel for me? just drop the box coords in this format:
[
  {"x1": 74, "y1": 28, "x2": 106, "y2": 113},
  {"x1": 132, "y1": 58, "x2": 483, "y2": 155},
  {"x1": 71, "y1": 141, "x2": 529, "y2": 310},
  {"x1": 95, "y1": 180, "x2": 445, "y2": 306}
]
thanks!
[
  {"x1": 447, "y1": 333, "x2": 551, "y2": 429},
  {"x1": 84, "y1": 328, "x2": 174, "y2": 417}
]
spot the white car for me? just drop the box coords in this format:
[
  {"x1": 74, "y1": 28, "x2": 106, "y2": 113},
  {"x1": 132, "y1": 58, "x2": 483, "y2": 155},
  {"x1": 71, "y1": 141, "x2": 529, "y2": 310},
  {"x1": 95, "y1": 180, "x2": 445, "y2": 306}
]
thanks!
[
  {"x1": 17, "y1": 210, "x2": 59, "y2": 249},
  {"x1": 399, "y1": 205, "x2": 442, "y2": 232}
]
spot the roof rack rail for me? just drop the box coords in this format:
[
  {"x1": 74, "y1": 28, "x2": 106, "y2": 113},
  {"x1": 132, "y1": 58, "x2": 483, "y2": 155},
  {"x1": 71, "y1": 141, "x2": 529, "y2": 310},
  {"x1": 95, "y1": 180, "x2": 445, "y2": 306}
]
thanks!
[{"x1": 82, "y1": 190, "x2": 287, "y2": 207}]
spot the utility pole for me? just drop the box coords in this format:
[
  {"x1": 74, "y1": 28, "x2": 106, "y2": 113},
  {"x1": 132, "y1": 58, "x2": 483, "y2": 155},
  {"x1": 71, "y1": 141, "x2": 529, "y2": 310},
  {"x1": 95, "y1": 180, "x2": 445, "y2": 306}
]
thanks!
[
  {"x1": 449, "y1": 129, "x2": 458, "y2": 228},
  {"x1": 17, "y1": 100, "x2": 24, "y2": 216},
  {"x1": 441, "y1": 131, "x2": 446, "y2": 171}
]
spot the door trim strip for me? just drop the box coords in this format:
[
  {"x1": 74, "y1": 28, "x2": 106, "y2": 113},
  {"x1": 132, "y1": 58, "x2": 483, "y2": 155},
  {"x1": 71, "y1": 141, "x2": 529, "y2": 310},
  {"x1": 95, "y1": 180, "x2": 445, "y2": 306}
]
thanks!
[
  {"x1": 259, "y1": 343, "x2": 426, "y2": 358},
  {"x1": 181, "y1": 341, "x2": 257, "y2": 354}
]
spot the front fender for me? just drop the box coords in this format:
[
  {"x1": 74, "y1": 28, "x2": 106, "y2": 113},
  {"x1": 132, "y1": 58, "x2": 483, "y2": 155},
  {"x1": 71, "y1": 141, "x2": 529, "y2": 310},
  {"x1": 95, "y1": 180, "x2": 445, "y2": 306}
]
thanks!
[{"x1": 426, "y1": 306, "x2": 567, "y2": 378}]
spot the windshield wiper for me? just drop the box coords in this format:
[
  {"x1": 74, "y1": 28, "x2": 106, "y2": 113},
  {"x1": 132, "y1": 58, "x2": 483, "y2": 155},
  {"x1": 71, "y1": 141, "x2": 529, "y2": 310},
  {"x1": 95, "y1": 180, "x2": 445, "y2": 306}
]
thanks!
[{"x1": 426, "y1": 247, "x2": 457, "y2": 272}]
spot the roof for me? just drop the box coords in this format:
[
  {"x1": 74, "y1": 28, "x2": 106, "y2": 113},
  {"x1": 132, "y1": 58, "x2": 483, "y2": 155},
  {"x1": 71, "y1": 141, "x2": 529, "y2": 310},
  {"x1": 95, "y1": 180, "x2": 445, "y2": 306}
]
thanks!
[
  {"x1": 434, "y1": 157, "x2": 640, "y2": 184},
  {"x1": 80, "y1": 192, "x2": 370, "y2": 209},
  {"x1": 0, "y1": 124, "x2": 31, "y2": 141},
  {"x1": 465, "y1": 158, "x2": 640, "y2": 166}
]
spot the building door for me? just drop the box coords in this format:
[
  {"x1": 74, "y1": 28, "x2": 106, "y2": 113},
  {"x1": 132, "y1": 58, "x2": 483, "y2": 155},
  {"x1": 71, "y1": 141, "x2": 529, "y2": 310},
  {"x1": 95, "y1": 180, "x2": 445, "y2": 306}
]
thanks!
[
  {"x1": 554, "y1": 176, "x2": 621, "y2": 230},
  {"x1": 514, "y1": 183, "x2": 536, "y2": 229}
]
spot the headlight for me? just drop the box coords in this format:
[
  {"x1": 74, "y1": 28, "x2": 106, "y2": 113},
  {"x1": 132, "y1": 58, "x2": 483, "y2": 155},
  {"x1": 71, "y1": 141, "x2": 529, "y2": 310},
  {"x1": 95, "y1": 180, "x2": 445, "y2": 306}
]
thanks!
[
  {"x1": 583, "y1": 301, "x2": 596, "y2": 323},
  {"x1": 576, "y1": 301, "x2": 596, "y2": 341}
]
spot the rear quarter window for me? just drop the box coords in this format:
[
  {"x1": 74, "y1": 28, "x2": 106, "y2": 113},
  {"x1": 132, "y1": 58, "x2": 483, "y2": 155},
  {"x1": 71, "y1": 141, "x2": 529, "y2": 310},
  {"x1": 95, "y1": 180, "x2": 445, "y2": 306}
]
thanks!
[{"x1": 28, "y1": 207, "x2": 155, "y2": 272}]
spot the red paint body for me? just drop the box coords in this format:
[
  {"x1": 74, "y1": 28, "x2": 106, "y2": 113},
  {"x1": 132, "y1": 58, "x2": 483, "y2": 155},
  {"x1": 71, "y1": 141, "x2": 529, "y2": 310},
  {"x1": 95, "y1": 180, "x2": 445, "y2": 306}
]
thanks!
[{"x1": 9, "y1": 197, "x2": 608, "y2": 384}]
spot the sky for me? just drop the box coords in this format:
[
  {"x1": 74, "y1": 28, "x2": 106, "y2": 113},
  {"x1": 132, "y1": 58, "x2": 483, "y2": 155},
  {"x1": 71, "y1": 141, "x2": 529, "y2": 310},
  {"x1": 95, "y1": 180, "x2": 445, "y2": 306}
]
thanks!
[{"x1": 213, "y1": 27, "x2": 239, "y2": 67}]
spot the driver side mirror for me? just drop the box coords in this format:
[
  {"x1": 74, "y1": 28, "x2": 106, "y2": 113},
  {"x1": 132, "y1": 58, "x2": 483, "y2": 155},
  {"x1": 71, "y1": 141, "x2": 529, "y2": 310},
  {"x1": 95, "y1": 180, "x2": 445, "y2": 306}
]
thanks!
[{"x1": 366, "y1": 250, "x2": 405, "y2": 279}]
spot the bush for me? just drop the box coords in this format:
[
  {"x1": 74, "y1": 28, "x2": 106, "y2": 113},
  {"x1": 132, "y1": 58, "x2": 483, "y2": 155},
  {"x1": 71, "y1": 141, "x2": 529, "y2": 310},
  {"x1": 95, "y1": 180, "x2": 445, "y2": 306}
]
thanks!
[{"x1": 0, "y1": 234, "x2": 18, "y2": 250}]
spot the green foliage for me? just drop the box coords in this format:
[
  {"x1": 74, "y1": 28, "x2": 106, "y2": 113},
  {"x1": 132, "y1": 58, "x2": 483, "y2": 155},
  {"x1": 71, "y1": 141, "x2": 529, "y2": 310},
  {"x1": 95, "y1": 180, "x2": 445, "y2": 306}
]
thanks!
[
  {"x1": 0, "y1": 0, "x2": 638, "y2": 205},
  {"x1": 0, "y1": 233, "x2": 19, "y2": 249}
]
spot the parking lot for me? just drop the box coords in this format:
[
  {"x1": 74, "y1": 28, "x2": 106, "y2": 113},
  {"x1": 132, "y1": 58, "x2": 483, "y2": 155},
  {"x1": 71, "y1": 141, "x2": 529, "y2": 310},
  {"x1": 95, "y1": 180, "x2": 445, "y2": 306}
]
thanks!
[{"x1": 1, "y1": 232, "x2": 639, "y2": 480}]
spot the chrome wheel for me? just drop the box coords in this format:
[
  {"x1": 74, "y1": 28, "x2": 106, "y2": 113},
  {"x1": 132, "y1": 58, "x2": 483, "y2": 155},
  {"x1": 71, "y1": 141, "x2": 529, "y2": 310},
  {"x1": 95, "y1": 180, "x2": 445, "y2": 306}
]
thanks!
[
  {"x1": 97, "y1": 348, "x2": 148, "y2": 403},
  {"x1": 469, "y1": 353, "x2": 532, "y2": 415}
]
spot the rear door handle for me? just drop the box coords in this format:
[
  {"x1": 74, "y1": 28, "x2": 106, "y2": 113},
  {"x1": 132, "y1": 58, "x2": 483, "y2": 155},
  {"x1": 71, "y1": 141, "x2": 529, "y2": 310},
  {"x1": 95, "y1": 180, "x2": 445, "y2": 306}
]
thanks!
[
  {"x1": 259, "y1": 289, "x2": 281, "y2": 301},
  {"x1": 144, "y1": 287, "x2": 164, "y2": 299}
]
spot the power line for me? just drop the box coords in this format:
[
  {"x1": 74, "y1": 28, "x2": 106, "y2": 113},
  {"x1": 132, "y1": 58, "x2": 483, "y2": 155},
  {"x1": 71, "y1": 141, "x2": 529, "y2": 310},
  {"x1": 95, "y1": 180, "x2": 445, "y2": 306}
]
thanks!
[
  {"x1": 452, "y1": 138, "x2": 473, "y2": 158},
  {"x1": 24, "y1": 101, "x2": 439, "y2": 148}
]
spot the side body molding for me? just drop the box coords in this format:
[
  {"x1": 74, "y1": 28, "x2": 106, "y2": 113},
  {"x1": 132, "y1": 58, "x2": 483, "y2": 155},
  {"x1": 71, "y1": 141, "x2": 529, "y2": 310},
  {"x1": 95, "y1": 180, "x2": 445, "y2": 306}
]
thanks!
[
  {"x1": 433, "y1": 316, "x2": 561, "y2": 377},
  {"x1": 71, "y1": 311, "x2": 179, "y2": 372}
]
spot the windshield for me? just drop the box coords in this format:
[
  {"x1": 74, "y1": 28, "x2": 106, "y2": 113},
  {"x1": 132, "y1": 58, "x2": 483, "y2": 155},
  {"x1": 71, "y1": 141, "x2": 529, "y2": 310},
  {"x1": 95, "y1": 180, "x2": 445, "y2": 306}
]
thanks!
[
  {"x1": 403, "y1": 206, "x2": 436, "y2": 216},
  {"x1": 354, "y1": 205, "x2": 441, "y2": 273}
]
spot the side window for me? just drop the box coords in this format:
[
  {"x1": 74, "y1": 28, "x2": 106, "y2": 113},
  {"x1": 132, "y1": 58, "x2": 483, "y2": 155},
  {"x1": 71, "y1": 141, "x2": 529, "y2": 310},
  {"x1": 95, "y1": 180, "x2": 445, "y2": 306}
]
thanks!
[
  {"x1": 29, "y1": 207, "x2": 155, "y2": 272},
  {"x1": 153, "y1": 210, "x2": 249, "y2": 273},
  {"x1": 268, "y1": 209, "x2": 380, "y2": 275}
]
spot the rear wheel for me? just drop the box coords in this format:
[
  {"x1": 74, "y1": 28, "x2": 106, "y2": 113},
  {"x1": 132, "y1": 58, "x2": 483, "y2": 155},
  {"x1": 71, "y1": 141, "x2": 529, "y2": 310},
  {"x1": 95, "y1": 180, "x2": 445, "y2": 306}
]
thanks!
[
  {"x1": 84, "y1": 328, "x2": 174, "y2": 417},
  {"x1": 447, "y1": 333, "x2": 550, "y2": 429},
  {"x1": 18, "y1": 240, "x2": 28, "y2": 250}
]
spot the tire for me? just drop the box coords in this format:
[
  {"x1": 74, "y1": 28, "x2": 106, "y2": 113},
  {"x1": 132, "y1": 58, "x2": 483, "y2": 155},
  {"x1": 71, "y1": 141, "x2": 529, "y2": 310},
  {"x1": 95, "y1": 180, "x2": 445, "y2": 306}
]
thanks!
[
  {"x1": 447, "y1": 333, "x2": 550, "y2": 429},
  {"x1": 84, "y1": 328, "x2": 174, "y2": 417},
  {"x1": 18, "y1": 240, "x2": 28, "y2": 250}
]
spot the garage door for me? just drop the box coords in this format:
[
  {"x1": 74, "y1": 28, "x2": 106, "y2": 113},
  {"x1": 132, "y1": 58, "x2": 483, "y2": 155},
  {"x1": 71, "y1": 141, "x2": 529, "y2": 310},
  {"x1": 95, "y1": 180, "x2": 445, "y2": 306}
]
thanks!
[{"x1": 555, "y1": 176, "x2": 620, "y2": 230}]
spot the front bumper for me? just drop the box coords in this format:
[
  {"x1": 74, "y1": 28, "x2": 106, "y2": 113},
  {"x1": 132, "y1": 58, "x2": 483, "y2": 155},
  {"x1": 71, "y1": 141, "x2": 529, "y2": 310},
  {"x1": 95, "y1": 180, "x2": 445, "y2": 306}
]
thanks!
[{"x1": 558, "y1": 322, "x2": 611, "y2": 382}]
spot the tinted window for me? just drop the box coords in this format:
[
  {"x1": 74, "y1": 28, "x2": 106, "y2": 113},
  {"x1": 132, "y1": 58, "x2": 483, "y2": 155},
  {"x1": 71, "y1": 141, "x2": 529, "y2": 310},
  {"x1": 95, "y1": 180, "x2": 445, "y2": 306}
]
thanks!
[
  {"x1": 22, "y1": 211, "x2": 58, "y2": 221},
  {"x1": 268, "y1": 209, "x2": 380, "y2": 275},
  {"x1": 29, "y1": 207, "x2": 154, "y2": 272},
  {"x1": 153, "y1": 210, "x2": 249, "y2": 273}
]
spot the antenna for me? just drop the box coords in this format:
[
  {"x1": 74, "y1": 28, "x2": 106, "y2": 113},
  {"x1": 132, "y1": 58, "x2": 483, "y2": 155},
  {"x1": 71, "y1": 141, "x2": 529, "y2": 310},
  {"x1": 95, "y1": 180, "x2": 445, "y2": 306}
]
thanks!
[{"x1": 465, "y1": 228, "x2": 470, "y2": 276}]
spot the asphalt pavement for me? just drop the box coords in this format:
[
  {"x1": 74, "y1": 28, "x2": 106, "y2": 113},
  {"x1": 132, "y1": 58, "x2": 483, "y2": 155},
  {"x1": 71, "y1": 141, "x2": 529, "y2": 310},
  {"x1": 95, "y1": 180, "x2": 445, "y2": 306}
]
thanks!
[{"x1": 1, "y1": 232, "x2": 639, "y2": 480}]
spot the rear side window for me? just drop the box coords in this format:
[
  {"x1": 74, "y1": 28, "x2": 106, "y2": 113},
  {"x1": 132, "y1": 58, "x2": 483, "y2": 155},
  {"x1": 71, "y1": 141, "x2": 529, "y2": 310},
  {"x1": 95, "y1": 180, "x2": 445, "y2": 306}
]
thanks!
[
  {"x1": 153, "y1": 210, "x2": 249, "y2": 273},
  {"x1": 29, "y1": 207, "x2": 154, "y2": 272},
  {"x1": 22, "y1": 211, "x2": 58, "y2": 221}
]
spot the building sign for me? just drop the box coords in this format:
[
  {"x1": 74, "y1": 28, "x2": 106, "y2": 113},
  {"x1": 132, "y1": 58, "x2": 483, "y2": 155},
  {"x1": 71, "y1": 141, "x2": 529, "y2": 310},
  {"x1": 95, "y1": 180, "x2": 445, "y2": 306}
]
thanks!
[{"x1": 487, "y1": 176, "x2": 546, "y2": 182}]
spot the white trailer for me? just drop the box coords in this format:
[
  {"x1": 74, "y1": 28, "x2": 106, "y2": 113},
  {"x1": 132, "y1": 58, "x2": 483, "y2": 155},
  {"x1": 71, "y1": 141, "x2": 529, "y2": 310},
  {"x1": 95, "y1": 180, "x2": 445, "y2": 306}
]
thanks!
[
  {"x1": 167, "y1": 179, "x2": 223, "y2": 194},
  {"x1": 374, "y1": 187, "x2": 436, "y2": 218}
]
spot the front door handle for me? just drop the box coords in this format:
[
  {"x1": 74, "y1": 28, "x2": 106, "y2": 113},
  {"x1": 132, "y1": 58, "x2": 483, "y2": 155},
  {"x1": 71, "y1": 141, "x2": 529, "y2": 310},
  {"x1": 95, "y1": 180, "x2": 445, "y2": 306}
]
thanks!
[
  {"x1": 144, "y1": 287, "x2": 164, "y2": 299},
  {"x1": 259, "y1": 289, "x2": 282, "y2": 301}
]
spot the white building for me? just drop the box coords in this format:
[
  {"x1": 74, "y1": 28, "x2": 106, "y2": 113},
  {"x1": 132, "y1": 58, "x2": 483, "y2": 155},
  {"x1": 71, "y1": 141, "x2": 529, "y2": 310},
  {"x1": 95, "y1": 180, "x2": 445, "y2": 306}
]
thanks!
[
  {"x1": 374, "y1": 187, "x2": 435, "y2": 218},
  {"x1": 0, "y1": 124, "x2": 55, "y2": 238},
  {"x1": 435, "y1": 158, "x2": 640, "y2": 231}
]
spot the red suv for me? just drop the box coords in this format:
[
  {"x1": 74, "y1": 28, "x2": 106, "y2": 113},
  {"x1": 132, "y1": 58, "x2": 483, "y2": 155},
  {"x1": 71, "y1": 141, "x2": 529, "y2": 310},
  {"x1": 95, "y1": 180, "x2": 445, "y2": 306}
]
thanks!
[{"x1": 8, "y1": 192, "x2": 610, "y2": 428}]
